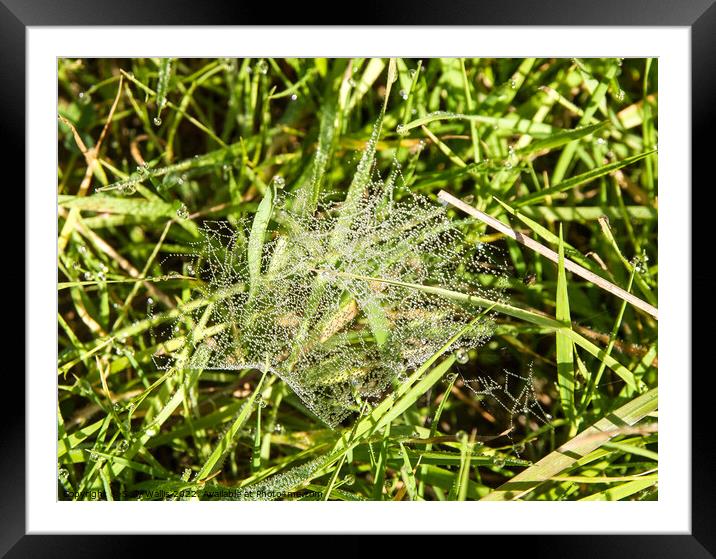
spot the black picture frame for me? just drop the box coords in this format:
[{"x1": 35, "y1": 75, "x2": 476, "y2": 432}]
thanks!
[{"x1": 6, "y1": 0, "x2": 713, "y2": 555}]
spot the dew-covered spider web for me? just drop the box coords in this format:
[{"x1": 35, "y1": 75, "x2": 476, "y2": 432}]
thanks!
[{"x1": 152, "y1": 151, "x2": 509, "y2": 426}]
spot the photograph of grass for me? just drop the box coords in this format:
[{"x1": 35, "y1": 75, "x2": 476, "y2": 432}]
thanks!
[{"x1": 57, "y1": 57, "x2": 658, "y2": 502}]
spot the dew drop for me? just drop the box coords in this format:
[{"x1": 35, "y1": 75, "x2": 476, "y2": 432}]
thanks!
[
  {"x1": 493, "y1": 457, "x2": 506, "y2": 467},
  {"x1": 176, "y1": 204, "x2": 189, "y2": 219},
  {"x1": 445, "y1": 372, "x2": 458, "y2": 382},
  {"x1": 58, "y1": 468, "x2": 69, "y2": 482},
  {"x1": 113, "y1": 402, "x2": 123, "y2": 413},
  {"x1": 455, "y1": 348, "x2": 469, "y2": 364},
  {"x1": 78, "y1": 91, "x2": 91, "y2": 105},
  {"x1": 343, "y1": 473, "x2": 356, "y2": 486},
  {"x1": 83, "y1": 272, "x2": 92, "y2": 281},
  {"x1": 396, "y1": 124, "x2": 407, "y2": 136},
  {"x1": 455, "y1": 430, "x2": 467, "y2": 440},
  {"x1": 181, "y1": 468, "x2": 192, "y2": 482},
  {"x1": 147, "y1": 297, "x2": 154, "y2": 306},
  {"x1": 399, "y1": 89, "x2": 409, "y2": 100},
  {"x1": 256, "y1": 59, "x2": 269, "y2": 75},
  {"x1": 290, "y1": 93, "x2": 298, "y2": 101},
  {"x1": 116, "y1": 440, "x2": 129, "y2": 453},
  {"x1": 89, "y1": 451, "x2": 99, "y2": 462},
  {"x1": 273, "y1": 175, "x2": 286, "y2": 189},
  {"x1": 153, "y1": 116, "x2": 162, "y2": 126}
]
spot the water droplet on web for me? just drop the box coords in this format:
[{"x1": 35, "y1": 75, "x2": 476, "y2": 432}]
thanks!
[
  {"x1": 153, "y1": 116, "x2": 162, "y2": 126},
  {"x1": 118, "y1": 181, "x2": 137, "y2": 195},
  {"x1": 513, "y1": 443, "x2": 525, "y2": 454},
  {"x1": 455, "y1": 348, "x2": 469, "y2": 364},
  {"x1": 176, "y1": 204, "x2": 189, "y2": 219},
  {"x1": 273, "y1": 175, "x2": 286, "y2": 190},
  {"x1": 446, "y1": 372, "x2": 458, "y2": 383},
  {"x1": 544, "y1": 413, "x2": 553, "y2": 420}
]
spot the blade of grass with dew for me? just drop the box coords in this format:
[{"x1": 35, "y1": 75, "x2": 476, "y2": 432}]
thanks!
[
  {"x1": 517, "y1": 121, "x2": 610, "y2": 156},
  {"x1": 400, "y1": 111, "x2": 559, "y2": 138},
  {"x1": 155, "y1": 58, "x2": 174, "y2": 123}
]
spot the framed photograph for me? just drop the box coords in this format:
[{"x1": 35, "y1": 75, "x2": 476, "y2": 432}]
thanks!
[{"x1": 8, "y1": 0, "x2": 713, "y2": 554}]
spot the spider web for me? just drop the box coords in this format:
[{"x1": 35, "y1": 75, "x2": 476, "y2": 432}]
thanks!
[{"x1": 152, "y1": 158, "x2": 508, "y2": 426}]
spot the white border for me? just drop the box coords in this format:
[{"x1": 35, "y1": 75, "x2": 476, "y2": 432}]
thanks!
[{"x1": 28, "y1": 26, "x2": 690, "y2": 534}]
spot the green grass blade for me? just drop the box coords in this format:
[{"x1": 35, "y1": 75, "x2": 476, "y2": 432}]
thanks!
[
  {"x1": 516, "y1": 150, "x2": 656, "y2": 206},
  {"x1": 196, "y1": 370, "x2": 267, "y2": 483},
  {"x1": 556, "y1": 225, "x2": 576, "y2": 427},
  {"x1": 247, "y1": 186, "x2": 274, "y2": 300}
]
